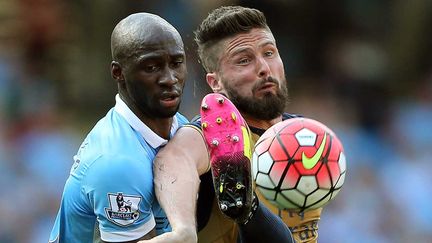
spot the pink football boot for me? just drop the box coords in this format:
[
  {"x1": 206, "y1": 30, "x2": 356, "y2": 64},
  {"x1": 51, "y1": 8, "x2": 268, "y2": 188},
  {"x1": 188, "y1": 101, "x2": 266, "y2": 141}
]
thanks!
[{"x1": 200, "y1": 93, "x2": 253, "y2": 223}]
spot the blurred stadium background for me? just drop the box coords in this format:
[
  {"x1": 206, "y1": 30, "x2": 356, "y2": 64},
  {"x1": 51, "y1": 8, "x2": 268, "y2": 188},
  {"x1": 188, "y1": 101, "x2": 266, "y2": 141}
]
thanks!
[{"x1": 0, "y1": 0, "x2": 431, "y2": 242}]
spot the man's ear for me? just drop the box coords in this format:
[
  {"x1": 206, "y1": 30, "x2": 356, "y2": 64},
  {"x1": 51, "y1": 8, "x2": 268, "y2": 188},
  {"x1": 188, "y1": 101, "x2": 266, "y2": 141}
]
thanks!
[
  {"x1": 206, "y1": 72, "x2": 223, "y2": 92},
  {"x1": 111, "y1": 61, "x2": 124, "y2": 82}
]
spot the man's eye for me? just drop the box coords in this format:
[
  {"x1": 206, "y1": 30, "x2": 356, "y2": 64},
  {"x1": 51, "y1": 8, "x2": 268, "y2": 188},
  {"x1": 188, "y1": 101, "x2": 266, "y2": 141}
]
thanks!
[
  {"x1": 264, "y1": 51, "x2": 274, "y2": 57},
  {"x1": 238, "y1": 58, "x2": 250, "y2": 65},
  {"x1": 172, "y1": 60, "x2": 184, "y2": 68},
  {"x1": 144, "y1": 65, "x2": 158, "y2": 72}
]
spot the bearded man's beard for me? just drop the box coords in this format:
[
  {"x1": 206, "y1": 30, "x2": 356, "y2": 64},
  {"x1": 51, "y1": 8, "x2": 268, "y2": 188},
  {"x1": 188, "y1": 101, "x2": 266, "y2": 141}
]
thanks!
[{"x1": 224, "y1": 77, "x2": 289, "y2": 120}]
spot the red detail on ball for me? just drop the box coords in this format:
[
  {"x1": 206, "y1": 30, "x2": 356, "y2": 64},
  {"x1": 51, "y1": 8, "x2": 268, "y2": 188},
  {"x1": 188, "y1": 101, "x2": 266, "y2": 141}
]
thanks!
[
  {"x1": 316, "y1": 165, "x2": 331, "y2": 189},
  {"x1": 281, "y1": 165, "x2": 300, "y2": 189},
  {"x1": 270, "y1": 161, "x2": 288, "y2": 186},
  {"x1": 269, "y1": 137, "x2": 290, "y2": 161},
  {"x1": 255, "y1": 137, "x2": 273, "y2": 156},
  {"x1": 277, "y1": 134, "x2": 298, "y2": 158}
]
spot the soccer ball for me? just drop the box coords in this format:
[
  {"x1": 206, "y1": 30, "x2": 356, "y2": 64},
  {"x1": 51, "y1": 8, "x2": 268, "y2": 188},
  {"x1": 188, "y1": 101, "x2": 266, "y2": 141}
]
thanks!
[{"x1": 252, "y1": 117, "x2": 346, "y2": 211}]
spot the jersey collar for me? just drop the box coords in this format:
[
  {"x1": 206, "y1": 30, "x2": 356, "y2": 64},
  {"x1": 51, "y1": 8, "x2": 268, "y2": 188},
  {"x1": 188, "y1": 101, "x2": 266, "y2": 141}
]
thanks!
[{"x1": 113, "y1": 94, "x2": 178, "y2": 149}]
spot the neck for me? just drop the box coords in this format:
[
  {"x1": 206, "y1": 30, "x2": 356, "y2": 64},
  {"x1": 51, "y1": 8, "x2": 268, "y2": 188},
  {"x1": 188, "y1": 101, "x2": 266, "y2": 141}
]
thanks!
[
  {"x1": 120, "y1": 93, "x2": 173, "y2": 139},
  {"x1": 241, "y1": 113, "x2": 282, "y2": 130},
  {"x1": 140, "y1": 116, "x2": 173, "y2": 139}
]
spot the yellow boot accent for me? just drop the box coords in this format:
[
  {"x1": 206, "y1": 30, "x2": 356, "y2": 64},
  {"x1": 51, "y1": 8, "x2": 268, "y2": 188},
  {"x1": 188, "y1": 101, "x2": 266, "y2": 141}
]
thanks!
[{"x1": 241, "y1": 126, "x2": 252, "y2": 160}]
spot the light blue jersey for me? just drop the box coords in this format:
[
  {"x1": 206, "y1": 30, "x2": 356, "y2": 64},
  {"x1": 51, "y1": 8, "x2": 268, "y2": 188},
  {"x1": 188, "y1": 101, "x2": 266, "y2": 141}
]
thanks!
[{"x1": 49, "y1": 95, "x2": 188, "y2": 242}]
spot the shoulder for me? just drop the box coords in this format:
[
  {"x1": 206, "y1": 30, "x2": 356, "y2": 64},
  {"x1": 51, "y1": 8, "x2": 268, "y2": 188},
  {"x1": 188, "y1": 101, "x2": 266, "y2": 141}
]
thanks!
[
  {"x1": 82, "y1": 153, "x2": 154, "y2": 192},
  {"x1": 282, "y1": 112, "x2": 303, "y2": 120},
  {"x1": 87, "y1": 109, "x2": 145, "y2": 153},
  {"x1": 90, "y1": 153, "x2": 152, "y2": 175},
  {"x1": 182, "y1": 114, "x2": 202, "y2": 131}
]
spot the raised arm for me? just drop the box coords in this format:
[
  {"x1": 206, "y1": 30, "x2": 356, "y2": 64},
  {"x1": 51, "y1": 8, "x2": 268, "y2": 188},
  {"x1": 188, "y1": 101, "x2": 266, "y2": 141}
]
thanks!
[{"x1": 143, "y1": 126, "x2": 209, "y2": 243}]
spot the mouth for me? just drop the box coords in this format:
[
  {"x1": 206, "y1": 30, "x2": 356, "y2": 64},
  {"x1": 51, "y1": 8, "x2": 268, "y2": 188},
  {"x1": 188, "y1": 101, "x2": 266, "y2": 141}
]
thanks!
[
  {"x1": 256, "y1": 82, "x2": 278, "y2": 94},
  {"x1": 160, "y1": 91, "x2": 181, "y2": 107}
]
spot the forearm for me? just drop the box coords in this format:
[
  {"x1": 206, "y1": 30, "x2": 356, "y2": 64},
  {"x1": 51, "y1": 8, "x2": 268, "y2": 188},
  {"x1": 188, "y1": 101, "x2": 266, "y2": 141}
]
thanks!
[
  {"x1": 149, "y1": 127, "x2": 209, "y2": 243},
  {"x1": 152, "y1": 147, "x2": 201, "y2": 242},
  {"x1": 138, "y1": 230, "x2": 196, "y2": 243}
]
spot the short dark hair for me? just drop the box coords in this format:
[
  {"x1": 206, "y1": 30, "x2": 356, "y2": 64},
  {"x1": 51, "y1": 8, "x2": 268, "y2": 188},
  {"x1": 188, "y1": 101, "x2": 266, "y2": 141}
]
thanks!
[{"x1": 194, "y1": 6, "x2": 269, "y2": 72}]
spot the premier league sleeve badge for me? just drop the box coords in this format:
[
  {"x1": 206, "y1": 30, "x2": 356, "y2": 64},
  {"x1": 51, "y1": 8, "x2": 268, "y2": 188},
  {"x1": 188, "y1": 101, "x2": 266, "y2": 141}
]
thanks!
[{"x1": 105, "y1": 192, "x2": 142, "y2": 226}]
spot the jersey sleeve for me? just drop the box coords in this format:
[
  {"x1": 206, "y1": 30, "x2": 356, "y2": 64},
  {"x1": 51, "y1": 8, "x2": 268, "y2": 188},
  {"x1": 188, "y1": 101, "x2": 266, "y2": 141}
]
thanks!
[
  {"x1": 175, "y1": 112, "x2": 190, "y2": 125},
  {"x1": 82, "y1": 154, "x2": 156, "y2": 242},
  {"x1": 180, "y1": 115, "x2": 211, "y2": 173}
]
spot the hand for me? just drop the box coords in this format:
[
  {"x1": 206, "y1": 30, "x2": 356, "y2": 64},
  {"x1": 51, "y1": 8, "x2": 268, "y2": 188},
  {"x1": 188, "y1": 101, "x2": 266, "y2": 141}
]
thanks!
[{"x1": 138, "y1": 227, "x2": 197, "y2": 243}]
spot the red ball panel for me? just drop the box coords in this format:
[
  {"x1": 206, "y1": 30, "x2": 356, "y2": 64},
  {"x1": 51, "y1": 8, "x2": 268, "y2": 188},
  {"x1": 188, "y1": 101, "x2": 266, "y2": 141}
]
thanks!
[
  {"x1": 281, "y1": 165, "x2": 300, "y2": 189},
  {"x1": 278, "y1": 120, "x2": 304, "y2": 135},
  {"x1": 268, "y1": 138, "x2": 289, "y2": 161},
  {"x1": 327, "y1": 137, "x2": 344, "y2": 161},
  {"x1": 254, "y1": 137, "x2": 273, "y2": 155},
  {"x1": 269, "y1": 161, "x2": 288, "y2": 186},
  {"x1": 305, "y1": 119, "x2": 328, "y2": 135},
  {"x1": 327, "y1": 161, "x2": 341, "y2": 186},
  {"x1": 270, "y1": 119, "x2": 295, "y2": 134},
  {"x1": 278, "y1": 134, "x2": 298, "y2": 158},
  {"x1": 316, "y1": 165, "x2": 331, "y2": 189}
]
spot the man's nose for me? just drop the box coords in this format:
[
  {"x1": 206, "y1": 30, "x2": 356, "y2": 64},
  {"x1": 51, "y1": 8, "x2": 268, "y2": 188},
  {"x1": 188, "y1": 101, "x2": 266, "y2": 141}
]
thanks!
[
  {"x1": 159, "y1": 68, "x2": 178, "y2": 86},
  {"x1": 257, "y1": 56, "x2": 271, "y2": 78}
]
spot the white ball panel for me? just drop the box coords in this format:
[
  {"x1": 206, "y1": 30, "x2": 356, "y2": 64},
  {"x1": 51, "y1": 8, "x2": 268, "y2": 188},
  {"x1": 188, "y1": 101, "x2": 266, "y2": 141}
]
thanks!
[
  {"x1": 258, "y1": 187, "x2": 277, "y2": 201},
  {"x1": 331, "y1": 188, "x2": 341, "y2": 200},
  {"x1": 305, "y1": 188, "x2": 330, "y2": 206},
  {"x1": 335, "y1": 172, "x2": 345, "y2": 188},
  {"x1": 257, "y1": 152, "x2": 273, "y2": 174},
  {"x1": 295, "y1": 128, "x2": 317, "y2": 146},
  {"x1": 252, "y1": 152, "x2": 259, "y2": 180},
  {"x1": 309, "y1": 192, "x2": 332, "y2": 209},
  {"x1": 281, "y1": 189, "x2": 305, "y2": 206},
  {"x1": 275, "y1": 193, "x2": 299, "y2": 209},
  {"x1": 338, "y1": 152, "x2": 346, "y2": 173},
  {"x1": 256, "y1": 173, "x2": 276, "y2": 189},
  {"x1": 297, "y1": 176, "x2": 318, "y2": 195}
]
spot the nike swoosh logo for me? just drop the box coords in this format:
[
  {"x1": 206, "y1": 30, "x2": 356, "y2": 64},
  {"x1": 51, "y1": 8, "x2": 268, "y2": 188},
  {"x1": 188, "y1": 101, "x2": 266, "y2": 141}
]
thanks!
[{"x1": 302, "y1": 132, "x2": 327, "y2": 169}]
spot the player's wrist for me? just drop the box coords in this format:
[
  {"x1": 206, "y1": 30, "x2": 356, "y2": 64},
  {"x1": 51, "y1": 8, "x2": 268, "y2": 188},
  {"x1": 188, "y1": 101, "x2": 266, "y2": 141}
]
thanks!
[
  {"x1": 139, "y1": 226, "x2": 197, "y2": 243},
  {"x1": 172, "y1": 225, "x2": 197, "y2": 243}
]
